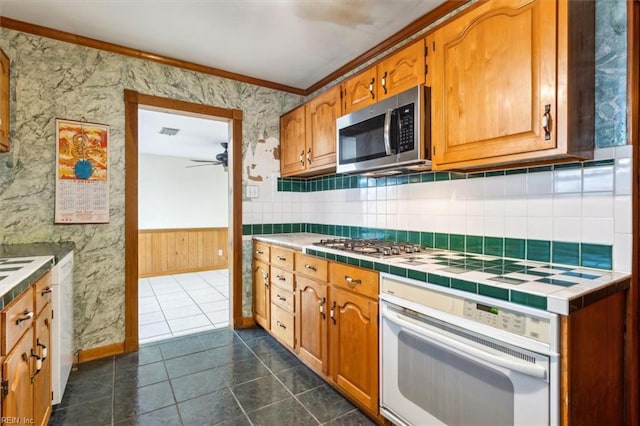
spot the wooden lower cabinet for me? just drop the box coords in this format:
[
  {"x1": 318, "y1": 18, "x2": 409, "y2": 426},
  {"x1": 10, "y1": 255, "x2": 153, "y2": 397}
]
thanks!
[
  {"x1": 34, "y1": 303, "x2": 52, "y2": 426},
  {"x1": 2, "y1": 328, "x2": 34, "y2": 423},
  {"x1": 1, "y1": 271, "x2": 54, "y2": 426},
  {"x1": 296, "y1": 276, "x2": 328, "y2": 374},
  {"x1": 253, "y1": 259, "x2": 270, "y2": 330},
  {"x1": 328, "y1": 285, "x2": 379, "y2": 416}
]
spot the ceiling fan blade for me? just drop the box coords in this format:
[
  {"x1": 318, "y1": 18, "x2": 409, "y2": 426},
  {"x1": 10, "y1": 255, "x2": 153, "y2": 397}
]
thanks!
[{"x1": 186, "y1": 161, "x2": 221, "y2": 168}]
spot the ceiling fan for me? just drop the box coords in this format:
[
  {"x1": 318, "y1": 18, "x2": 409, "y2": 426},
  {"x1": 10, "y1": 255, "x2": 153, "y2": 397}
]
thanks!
[{"x1": 187, "y1": 142, "x2": 228, "y2": 171}]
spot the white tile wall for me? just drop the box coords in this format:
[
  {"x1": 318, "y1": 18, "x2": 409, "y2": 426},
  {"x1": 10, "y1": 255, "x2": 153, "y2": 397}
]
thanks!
[{"x1": 246, "y1": 147, "x2": 633, "y2": 273}]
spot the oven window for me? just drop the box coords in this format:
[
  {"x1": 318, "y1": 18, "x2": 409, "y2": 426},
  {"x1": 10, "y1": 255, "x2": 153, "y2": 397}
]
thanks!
[
  {"x1": 339, "y1": 114, "x2": 387, "y2": 164},
  {"x1": 398, "y1": 330, "x2": 514, "y2": 425}
]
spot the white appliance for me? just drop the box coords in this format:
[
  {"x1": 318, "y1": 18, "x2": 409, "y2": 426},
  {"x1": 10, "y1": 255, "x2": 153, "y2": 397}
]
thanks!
[
  {"x1": 379, "y1": 273, "x2": 560, "y2": 426},
  {"x1": 51, "y1": 251, "x2": 74, "y2": 405}
]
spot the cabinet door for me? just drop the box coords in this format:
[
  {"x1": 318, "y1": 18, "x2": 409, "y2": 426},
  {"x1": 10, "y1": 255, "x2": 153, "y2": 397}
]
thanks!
[
  {"x1": 378, "y1": 39, "x2": 425, "y2": 100},
  {"x1": 280, "y1": 105, "x2": 307, "y2": 176},
  {"x1": 430, "y1": 0, "x2": 557, "y2": 169},
  {"x1": 305, "y1": 86, "x2": 341, "y2": 172},
  {"x1": 34, "y1": 304, "x2": 52, "y2": 426},
  {"x1": 296, "y1": 276, "x2": 328, "y2": 374},
  {"x1": 0, "y1": 49, "x2": 8, "y2": 152},
  {"x1": 2, "y1": 328, "x2": 34, "y2": 422},
  {"x1": 342, "y1": 67, "x2": 377, "y2": 114},
  {"x1": 253, "y1": 259, "x2": 270, "y2": 330},
  {"x1": 328, "y1": 286, "x2": 379, "y2": 413}
]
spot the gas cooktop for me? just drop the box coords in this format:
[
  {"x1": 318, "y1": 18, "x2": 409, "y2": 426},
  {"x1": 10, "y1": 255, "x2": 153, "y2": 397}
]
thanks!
[{"x1": 313, "y1": 238, "x2": 424, "y2": 258}]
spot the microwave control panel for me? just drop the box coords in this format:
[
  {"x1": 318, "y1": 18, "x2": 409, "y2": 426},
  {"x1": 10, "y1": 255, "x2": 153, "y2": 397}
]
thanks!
[{"x1": 397, "y1": 103, "x2": 415, "y2": 153}]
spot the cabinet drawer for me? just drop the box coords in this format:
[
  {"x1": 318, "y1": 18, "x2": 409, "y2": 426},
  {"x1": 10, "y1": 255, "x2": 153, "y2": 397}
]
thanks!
[
  {"x1": 1, "y1": 287, "x2": 35, "y2": 355},
  {"x1": 295, "y1": 253, "x2": 328, "y2": 281},
  {"x1": 271, "y1": 287, "x2": 294, "y2": 313},
  {"x1": 254, "y1": 242, "x2": 270, "y2": 264},
  {"x1": 270, "y1": 246, "x2": 294, "y2": 270},
  {"x1": 271, "y1": 305, "x2": 295, "y2": 348},
  {"x1": 34, "y1": 271, "x2": 52, "y2": 314},
  {"x1": 270, "y1": 267, "x2": 294, "y2": 292},
  {"x1": 329, "y1": 263, "x2": 379, "y2": 299}
]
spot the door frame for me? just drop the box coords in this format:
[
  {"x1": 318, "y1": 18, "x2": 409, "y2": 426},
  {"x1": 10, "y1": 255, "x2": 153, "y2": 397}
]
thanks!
[{"x1": 123, "y1": 90, "x2": 244, "y2": 352}]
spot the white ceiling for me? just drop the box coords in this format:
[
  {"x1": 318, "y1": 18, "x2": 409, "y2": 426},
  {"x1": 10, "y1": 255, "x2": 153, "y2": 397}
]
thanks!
[
  {"x1": 138, "y1": 108, "x2": 228, "y2": 161},
  {"x1": 0, "y1": 0, "x2": 446, "y2": 90}
]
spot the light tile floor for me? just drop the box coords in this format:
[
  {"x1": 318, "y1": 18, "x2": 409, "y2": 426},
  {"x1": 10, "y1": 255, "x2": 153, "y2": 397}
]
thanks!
[{"x1": 138, "y1": 269, "x2": 230, "y2": 344}]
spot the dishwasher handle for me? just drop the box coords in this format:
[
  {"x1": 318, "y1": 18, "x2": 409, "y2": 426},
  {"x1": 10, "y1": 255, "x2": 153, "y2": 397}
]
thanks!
[{"x1": 383, "y1": 305, "x2": 548, "y2": 380}]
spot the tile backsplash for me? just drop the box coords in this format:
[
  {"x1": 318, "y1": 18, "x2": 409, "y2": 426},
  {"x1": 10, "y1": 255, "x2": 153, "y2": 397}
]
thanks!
[{"x1": 243, "y1": 146, "x2": 633, "y2": 273}]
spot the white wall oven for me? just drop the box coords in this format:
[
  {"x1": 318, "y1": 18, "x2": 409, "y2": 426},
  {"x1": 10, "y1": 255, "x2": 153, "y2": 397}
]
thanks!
[{"x1": 380, "y1": 274, "x2": 559, "y2": 426}]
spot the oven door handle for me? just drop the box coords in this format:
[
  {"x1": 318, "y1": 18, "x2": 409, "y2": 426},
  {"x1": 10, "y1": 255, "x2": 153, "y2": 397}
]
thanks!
[{"x1": 383, "y1": 307, "x2": 548, "y2": 380}]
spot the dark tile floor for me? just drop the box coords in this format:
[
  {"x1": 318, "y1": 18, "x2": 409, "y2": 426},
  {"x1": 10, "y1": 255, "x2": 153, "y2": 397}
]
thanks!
[{"x1": 48, "y1": 327, "x2": 376, "y2": 426}]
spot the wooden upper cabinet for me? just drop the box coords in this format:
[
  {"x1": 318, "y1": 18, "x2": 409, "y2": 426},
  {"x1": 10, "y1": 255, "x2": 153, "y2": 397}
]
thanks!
[
  {"x1": 280, "y1": 87, "x2": 340, "y2": 177},
  {"x1": 305, "y1": 85, "x2": 341, "y2": 171},
  {"x1": 429, "y1": 0, "x2": 595, "y2": 170},
  {"x1": 280, "y1": 105, "x2": 307, "y2": 176},
  {"x1": 377, "y1": 39, "x2": 425, "y2": 101},
  {"x1": 0, "y1": 49, "x2": 9, "y2": 152},
  {"x1": 342, "y1": 40, "x2": 425, "y2": 115},
  {"x1": 342, "y1": 67, "x2": 378, "y2": 114}
]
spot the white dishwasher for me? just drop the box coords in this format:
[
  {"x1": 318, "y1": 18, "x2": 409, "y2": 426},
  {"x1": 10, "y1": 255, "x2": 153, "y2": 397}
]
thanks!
[{"x1": 51, "y1": 251, "x2": 74, "y2": 405}]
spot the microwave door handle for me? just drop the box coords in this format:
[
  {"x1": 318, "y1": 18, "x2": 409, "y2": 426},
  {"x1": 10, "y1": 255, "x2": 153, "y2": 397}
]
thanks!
[
  {"x1": 383, "y1": 305, "x2": 548, "y2": 380},
  {"x1": 383, "y1": 109, "x2": 392, "y2": 155}
]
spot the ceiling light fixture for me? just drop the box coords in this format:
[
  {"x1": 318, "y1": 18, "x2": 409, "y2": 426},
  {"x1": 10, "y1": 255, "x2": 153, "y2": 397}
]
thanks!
[{"x1": 159, "y1": 127, "x2": 180, "y2": 136}]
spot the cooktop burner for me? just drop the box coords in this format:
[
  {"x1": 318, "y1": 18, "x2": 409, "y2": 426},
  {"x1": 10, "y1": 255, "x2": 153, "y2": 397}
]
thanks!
[{"x1": 313, "y1": 238, "x2": 424, "y2": 258}]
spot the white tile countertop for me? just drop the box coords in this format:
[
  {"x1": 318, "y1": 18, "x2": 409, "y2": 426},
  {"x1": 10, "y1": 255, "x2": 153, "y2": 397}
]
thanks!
[
  {"x1": 252, "y1": 233, "x2": 630, "y2": 315},
  {"x1": 0, "y1": 256, "x2": 55, "y2": 309}
]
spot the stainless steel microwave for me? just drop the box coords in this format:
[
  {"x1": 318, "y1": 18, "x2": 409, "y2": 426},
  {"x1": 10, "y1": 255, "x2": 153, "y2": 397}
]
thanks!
[{"x1": 336, "y1": 85, "x2": 431, "y2": 175}]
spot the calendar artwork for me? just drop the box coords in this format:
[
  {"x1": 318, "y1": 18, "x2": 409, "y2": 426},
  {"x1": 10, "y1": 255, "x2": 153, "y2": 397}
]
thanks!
[{"x1": 55, "y1": 118, "x2": 110, "y2": 224}]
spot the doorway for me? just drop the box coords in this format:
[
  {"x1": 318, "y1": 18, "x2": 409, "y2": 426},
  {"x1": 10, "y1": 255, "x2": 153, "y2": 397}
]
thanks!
[
  {"x1": 137, "y1": 107, "x2": 230, "y2": 343},
  {"x1": 124, "y1": 91, "x2": 243, "y2": 353}
]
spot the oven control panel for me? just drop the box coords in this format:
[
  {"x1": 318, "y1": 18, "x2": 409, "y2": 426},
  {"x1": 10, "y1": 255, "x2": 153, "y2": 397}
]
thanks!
[
  {"x1": 381, "y1": 275, "x2": 552, "y2": 345},
  {"x1": 462, "y1": 301, "x2": 550, "y2": 343}
]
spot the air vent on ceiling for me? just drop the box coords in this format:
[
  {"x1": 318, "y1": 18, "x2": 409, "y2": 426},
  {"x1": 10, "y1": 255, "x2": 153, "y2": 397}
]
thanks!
[{"x1": 159, "y1": 127, "x2": 180, "y2": 136}]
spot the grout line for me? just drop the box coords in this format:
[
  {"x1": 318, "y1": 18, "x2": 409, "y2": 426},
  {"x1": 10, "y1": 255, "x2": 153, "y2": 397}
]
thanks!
[{"x1": 234, "y1": 333, "x2": 323, "y2": 425}]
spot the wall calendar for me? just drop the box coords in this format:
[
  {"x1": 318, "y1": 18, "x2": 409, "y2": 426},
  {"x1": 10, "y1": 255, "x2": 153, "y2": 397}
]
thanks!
[{"x1": 54, "y1": 118, "x2": 110, "y2": 224}]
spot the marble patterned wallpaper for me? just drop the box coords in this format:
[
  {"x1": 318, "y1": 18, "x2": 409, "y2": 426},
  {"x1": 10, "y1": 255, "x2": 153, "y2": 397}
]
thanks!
[{"x1": 0, "y1": 29, "x2": 301, "y2": 350}]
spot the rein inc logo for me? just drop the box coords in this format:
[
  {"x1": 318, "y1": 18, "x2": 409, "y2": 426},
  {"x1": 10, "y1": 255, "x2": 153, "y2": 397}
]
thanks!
[{"x1": 1, "y1": 418, "x2": 34, "y2": 424}]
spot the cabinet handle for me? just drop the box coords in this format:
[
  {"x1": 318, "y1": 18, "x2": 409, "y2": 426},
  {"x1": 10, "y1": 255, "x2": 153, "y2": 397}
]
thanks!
[
  {"x1": 381, "y1": 71, "x2": 388, "y2": 94},
  {"x1": 344, "y1": 275, "x2": 362, "y2": 288},
  {"x1": 276, "y1": 256, "x2": 287, "y2": 261},
  {"x1": 542, "y1": 104, "x2": 552, "y2": 140},
  {"x1": 16, "y1": 310, "x2": 34, "y2": 325},
  {"x1": 330, "y1": 301, "x2": 337, "y2": 325},
  {"x1": 256, "y1": 250, "x2": 264, "y2": 255},
  {"x1": 307, "y1": 148, "x2": 312, "y2": 165},
  {"x1": 276, "y1": 275, "x2": 287, "y2": 281},
  {"x1": 299, "y1": 150, "x2": 305, "y2": 166},
  {"x1": 319, "y1": 297, "x2": 326, "y2": 319},
  {"x1": 276, "y1": 320, "x2": 287, "y2": 330},
  {"x1": 30, "y1": 349, "x2": 42, "y2": 381},
  {"x1": 276, "y1": 294, "x2": 287, "y2": 302},
  {"x1": 263, "y1": 273, "x2": 269, "y2": 288},
  {"x1": 369, "y1": 78, "x2": 375, "y2": 99},
  {"x1": 37, "y1": 339, "x2": 48, "y2": 360},
  {"x1": 41, "y1": 287, "x2": 52, "y2": 296},
  {"x1": 304, "y1": 264, "x2": 317, "y2": 272}
]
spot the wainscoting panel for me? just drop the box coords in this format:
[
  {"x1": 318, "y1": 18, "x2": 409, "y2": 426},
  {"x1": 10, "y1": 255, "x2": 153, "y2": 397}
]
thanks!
[{"x1": 138, "y1": 228, "x2": 228, "y2": 277}]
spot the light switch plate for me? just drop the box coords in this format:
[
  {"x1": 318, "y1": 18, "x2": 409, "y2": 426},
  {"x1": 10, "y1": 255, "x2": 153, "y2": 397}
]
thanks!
[{"x1": 246, "y1": 185, "x2": 259, "y2": 198}]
